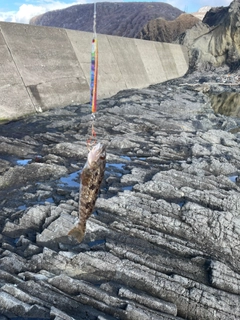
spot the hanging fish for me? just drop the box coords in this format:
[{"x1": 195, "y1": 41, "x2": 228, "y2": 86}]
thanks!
[{"x1": 68, "y1": 142, "x2": 106, "y2": 242}]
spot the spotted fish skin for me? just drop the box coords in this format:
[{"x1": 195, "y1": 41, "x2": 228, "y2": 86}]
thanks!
[{"x1": 68, "y1": 143, "x2": 106, "y2": 242}]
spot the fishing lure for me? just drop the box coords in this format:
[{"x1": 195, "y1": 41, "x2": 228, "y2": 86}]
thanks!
[{"x1": 90, "y1": 37, "x2": 98, "y2": 114}]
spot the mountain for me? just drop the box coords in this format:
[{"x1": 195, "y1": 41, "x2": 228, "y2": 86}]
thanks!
[
  {"x1": 30, "y1": 2, "x2": 183, "y2": 38},
  {"x1": 191, "y1": 6, "x2": 212, "y2": 20},
  {"x1": 137, "y1": 13, "x2": 200, "y2": 43},
  {"x1": 177, "y1": 0, "x2": 240, "y2": 71}
]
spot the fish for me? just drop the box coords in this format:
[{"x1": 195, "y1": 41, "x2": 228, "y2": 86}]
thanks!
[{"x1": 68, "y1": 142, "x2": 106, "y2": 243}]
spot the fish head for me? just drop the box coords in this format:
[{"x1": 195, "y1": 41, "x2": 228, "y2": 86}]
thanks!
[{"x1": 87, "y1": 142, "x2": 106, "y2": 167}]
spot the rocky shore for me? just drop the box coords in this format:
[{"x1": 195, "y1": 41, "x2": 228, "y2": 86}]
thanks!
[{"x1": 1, "y1": 68, "x2": 240, "y2": 319}]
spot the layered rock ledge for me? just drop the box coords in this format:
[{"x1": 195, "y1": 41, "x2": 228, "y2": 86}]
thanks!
[{"x1": 0, "y1": 69, "x2": 240, "y2": 319}]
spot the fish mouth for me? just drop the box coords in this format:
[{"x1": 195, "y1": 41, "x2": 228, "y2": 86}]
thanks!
[{"x1": 87, "y1": 142, "x2": 106, "y2": 166}]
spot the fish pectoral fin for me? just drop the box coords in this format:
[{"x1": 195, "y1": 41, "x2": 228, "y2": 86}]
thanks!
[{"x1": 68, "y1": 225, "x2": 85, "y2": 243}]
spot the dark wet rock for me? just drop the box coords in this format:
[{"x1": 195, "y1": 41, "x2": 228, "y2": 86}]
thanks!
[
  {"x1": 0, "y1": 250, "x2": 29, "y2": 274},
  {"x1": 3, "y1": 205, "x2": 51, "y2": 237},
  {"x1": 50, "y1": 306, "x2": 75, "y2": 320},
  {"x1": 37, "y1": 213, "x2": 78, "y2": 251},
  {"x1": 0, "y1": 290, "x2": 49, "y2": 318},
  {"x1": 0, "y1": 163, "x2": 68, "y2": 190},
  {"x1": 1, "y1": 69, "x2": 240, "y2": 319}
]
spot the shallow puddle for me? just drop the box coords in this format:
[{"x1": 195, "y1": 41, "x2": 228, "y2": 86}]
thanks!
[
  {"x1": 178, "y1": 200, "x2": 186, "y2": 208},
  {"x1": 16, "y1": 159, "x2": 32, "y2": 166},
  {"x1": 105, "y1": 162, "x2": 127, "y2": 179},
  {"x1": 106, "y1": 163, "x2": 126, "y2": 170},
  {"x1": 120, "y1": 155, "x2": 131, "y2": 161},
  {"x1": 88, "y1": 239, "x2": 106, "y2": 248},
  {"x1": 228, "y1": 174, "x2": 239, "y2": 183},
  {"x1": 58, "y1": 171, "x2": 80, "y2": 188},
  {"x1": 17, "y1": 204, "x2": 27, "y2": 211},
  {"x1": 39, "y1": 197, "x2": 54, "y2": 204},
  {"x1": 121, "y1": 185, "x2": 133, "y2": 191}
]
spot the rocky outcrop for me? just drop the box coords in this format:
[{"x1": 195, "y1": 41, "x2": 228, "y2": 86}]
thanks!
[
  {"x1": 177, "y1": 21, "x2": 210, "y2": 51},
  {"x1": 178, "y1": 0, "x2": 240, "y2": 71},
  {"x1": 137, "y1": 13, "x2": 199, "y2": 43},
  {"x1": 1, "y1": 69, "x2": 240, "y2": 319},
  {"x1": 202, "y1": 5, "x2": 229, "y2": 26},
  {"x1": 29, "y1": 2, "x2": 183, "y2": 38}
]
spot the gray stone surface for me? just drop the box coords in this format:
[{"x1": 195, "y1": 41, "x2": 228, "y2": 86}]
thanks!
[{"x1": 0, "y1": 69, "x2": 240, "y2": 319}]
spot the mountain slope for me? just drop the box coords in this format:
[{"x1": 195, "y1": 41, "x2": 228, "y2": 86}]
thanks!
[
  {"x1": 137, "y1": 13, "x2": 200, "y2": 43},
  {"x1": 30, "y1": 2, "x2": 183, "y2": 38}
]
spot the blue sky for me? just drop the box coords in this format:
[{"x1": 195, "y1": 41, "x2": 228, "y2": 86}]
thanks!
[{"x1": 0, "y1": 0, "x2": 233, "y2": 24}]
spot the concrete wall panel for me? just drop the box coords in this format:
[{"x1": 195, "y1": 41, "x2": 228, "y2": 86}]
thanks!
[
  {"x1": 67, "y1": 30, "x2": 127, "y2": 99},
  {"x1": 0, "y1": 22, "x2": 89, "y2": 112},
  {"x1": 98, "y1": 35, "x2": 128, "y2": 97},
  {"x1": 135, "y1": 39, "x2": 168, "y2": 83},
  {"x1": 0, "y1": 27, "x2": 35, "y2": 120},
  {"x1": 156, "y1": 42, "x2": 178, "y2": 80},
  {"x1": 108, "y1": 36, "x2": 150, "y2": 89},
  {"x1": 0, "y1": 21, "x2": 188, "y2": 121},
  {"x1": 169, "y1": 43, "x2": 189, "y2": 77}
]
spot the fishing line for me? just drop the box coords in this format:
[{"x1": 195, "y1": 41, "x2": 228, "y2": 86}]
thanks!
[{"x1": 88, "y1": 1, "x2": 98, "y2": 148}]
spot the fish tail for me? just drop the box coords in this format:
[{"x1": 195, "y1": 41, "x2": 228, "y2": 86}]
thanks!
[{"x1": 68, "y1": 223, "x2": 86, "y2": 243}]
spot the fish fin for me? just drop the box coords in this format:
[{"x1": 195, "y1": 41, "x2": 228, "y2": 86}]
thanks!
[{"x1": 68, "y1": 225, "x2": 85, "y2": 243}]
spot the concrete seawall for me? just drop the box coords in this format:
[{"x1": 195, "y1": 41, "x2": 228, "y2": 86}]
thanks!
[{"x1": 0, "y1": 21, "x2": 189, "y2": 121}]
